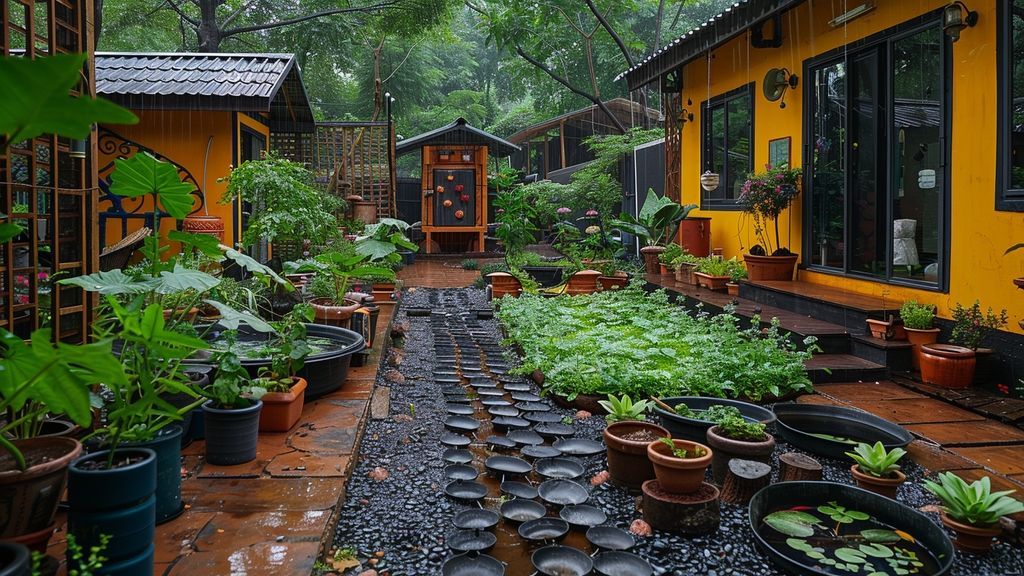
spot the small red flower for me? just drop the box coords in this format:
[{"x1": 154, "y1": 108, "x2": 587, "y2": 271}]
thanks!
[
  {"x1": 454, "y1": 209, "x2": 465, "y2": 219},
  {"x1": 460, "y1": 194, "x2": 470, "y2": 203},
  {"x1": 454, "y1": 184, "x2": 464, "y2": 193}
]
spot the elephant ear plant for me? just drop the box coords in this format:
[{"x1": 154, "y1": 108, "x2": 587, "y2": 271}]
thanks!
[{"x1": 610, "y1": 189, "x2": 696, "y2": 248}]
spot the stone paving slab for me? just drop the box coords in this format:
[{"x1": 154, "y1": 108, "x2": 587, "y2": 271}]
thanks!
[{"x1": 907, "y1": 420, "x2": 1024, "y2": 446}]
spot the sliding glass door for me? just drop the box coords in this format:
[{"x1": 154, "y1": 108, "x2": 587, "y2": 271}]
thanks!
[{"x1": 805, "y1": 20, "x2": 948, "y2": 288}]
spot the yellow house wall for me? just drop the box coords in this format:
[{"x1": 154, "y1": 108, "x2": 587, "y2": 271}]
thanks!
[
  {"x1": 679, "y1": 0, "x2": 1024, "y2": 333},
  {"x1": 99, "y1": 109, "x2": 269, "y2": 248}
]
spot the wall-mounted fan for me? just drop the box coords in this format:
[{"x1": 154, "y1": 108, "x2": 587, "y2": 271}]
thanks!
[{"x1": 762, "y1": 68, "x2": 799, "y2": 109}]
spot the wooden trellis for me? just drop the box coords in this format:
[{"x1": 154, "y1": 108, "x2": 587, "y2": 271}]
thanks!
[
  {"x1": 312, "y1": 122, "x2": 396, "y2": 220},
  {"x1": 1, "y1": 0, "x2": 93, "y2": 343}
]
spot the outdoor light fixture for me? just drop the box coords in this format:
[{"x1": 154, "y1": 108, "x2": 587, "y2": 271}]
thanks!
[
  {"x1": 943, "y1": 1, "x2": 978, "y2": 42},
  {"x1": 679, "y1": 108, "x2": 694, "y2": 124},
  {"x1": 828, "y1": 2, "x2": 874, "y2": 27}
]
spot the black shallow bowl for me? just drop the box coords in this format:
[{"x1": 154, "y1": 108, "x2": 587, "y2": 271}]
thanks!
[
  {"x1": 532, "y1": 545, "x2": 593, "y2": 576},
  {"x1": 559, "y1": 504, "x2": 607, "y2": 528},
  {"x1": 499, "y1": 498, "x2": 546, "y2": 523},
  {"x1": 749, "y1": 482, "x2": 954, "y2": 576},
  {"x1": 441, "y1": 553, "x2": 504, "y2": 576},
  {"x1": 654, "y1": 396, "x2": 776, "y2": 443},
  {"x1": 500, "y1": 480, "x2": 539, "y2": 500},
  {"x1": 772, "y1": 403, "x2": 913, "y2": 460},
  {"x1": 447, "y1": 529, "x2": 497, "y2": 553},
  {"x1": 444, "y1": 480, "x2": 488, "y2": 502},
  {"x1": 518, "y1": 517, "x2": 570, "y2": 542},
  {"x1": 586, "y1": 526, "x2": 635, "y2": 551},
  {"x1": 524, "y1": 411, "x2": 563, "y2": 424},
  {"x1": 535, "y1": 458, "x2": 585, "y2": 480},
  {"x1": 444, "y1": 464, "x2": 479, "y2": 481},
  {"x1": 444, "y1": 415, "x2": 481, "y2": 433},
  {"x1": 552, "y1": 438, "x2": 604, "y2": 456},
  {"x1": 521, "y1": 445, "x2": 563, "y2": 460},
  {"x1": 485, "y1": 456, "x2": 532, "y2": 477},
  {"x1": 593, "y1": 551, "x2": 653, "y2": 576},
  {"x1": 442, "y1": 449, "x2": 473, "y2": 465},
  {"x1": 538, "y1": 479, "x2": 589, "y2": 506},
  {"x1": 452, "y1": 508, "x2": 500, "y2": 531}
]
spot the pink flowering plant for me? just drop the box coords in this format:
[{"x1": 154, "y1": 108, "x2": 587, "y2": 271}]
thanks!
[
  {"x1": 950, "y1": 300, "x2": 1008, "y2": 351},
  {"x1": 739, "y1": 165, "x2": 802, "y2": 255}
]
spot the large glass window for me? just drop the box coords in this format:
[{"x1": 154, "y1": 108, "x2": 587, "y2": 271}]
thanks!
[
  {"x1": 701, "y1": 84, "x2": 752, "y2": 209},
  {"x1": 805, "y1": 20, "x2": 947, "y2": 288},
  {"x1": 998, "y1": 0, "x2": 1024, "y2": 209}
]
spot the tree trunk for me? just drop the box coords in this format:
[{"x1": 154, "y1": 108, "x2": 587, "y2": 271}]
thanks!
[
  {"x1": 93, "y1": 0, "x2": 104, "y2": 46},
  {"x1": 779, "y1": 452, "x2": 823, "y2": 482},
  {"x1": 720, "y1": 459, "x2": 771, "y2": 505},
  {"x1": 198, "y1": 0, "x2": 222, "y2": 52}
]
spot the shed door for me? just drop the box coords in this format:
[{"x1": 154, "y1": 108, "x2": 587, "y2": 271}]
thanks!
[{"x1": 432, "y1": 169, "x2": 475, "y2": 227}]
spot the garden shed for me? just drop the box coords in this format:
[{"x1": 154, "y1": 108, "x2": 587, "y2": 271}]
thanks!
[{"x1": 396, "y1": 118, "x2": 519, "y2": 254}]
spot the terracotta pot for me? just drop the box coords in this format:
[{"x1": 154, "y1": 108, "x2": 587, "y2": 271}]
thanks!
[
  {"x1": 566, "y1": 270, "x2": 601, "y2": 295},
  {"x1": 640, "y1": 246, "x2": 666, "y2": 275},
  {"x1": 0, "y1": 438, "x2": 82, "y2": 546},
  {"x1": 181, "y1": 215, "x2": 225, "y2": 242},
  {"x1": 920, "y1": 344, "x2": 976, "y2": 389},
  {"x1": 8, "y1": 523, "x2": 56, "y2": 554},
  {"x1": 487, "y1": 272, "x2": 522, "y2": 299},
  {"x1": 598, "y1": 275, "x2": 628, "y2": 291},
  {"x1": 258, "y1": 377, "x2": 308, "y2": 432},
  {"x1": 647, "y1": 439, "x2": 713, "y2": 494},
  {"x1": 603, "y1": 421, "x2": 669, "y2": 489},
  {"x1": 726, "y1": 282, "x2": 739, "y2": 296},
  {"x1": 940, "y1": 511, "x2": 1001, "y2": 554},
  {"x1": 850, "y1": 464, "x2": 906, "y2": 500},
  {"x1": 866, "y1": 318, "x2": 901, "y2": 340},
  {"x1": 310, "y1": 297, "x2": 361, "y2": 328},
  {"x1": 904, "y1": 327, "x2": 940, "y2": 370},
  {"x1": 705, "y1": 425, "x2": 775, "y2": 485},
  {"x1": 659, "y1": 263, "x2": 671, "y2": 275},
  {"x1": 694, "y1": 272, "x2": 729, "y2": 291},
  {"x1": 743, "y1": 253, "x2": 798, "y2": 281}
]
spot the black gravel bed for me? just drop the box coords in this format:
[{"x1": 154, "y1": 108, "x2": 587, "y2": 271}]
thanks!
[{"x1": 331, "y1": 288, "x2": 1024, "y2": 576}]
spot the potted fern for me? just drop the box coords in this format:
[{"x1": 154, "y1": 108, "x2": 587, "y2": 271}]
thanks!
[
  {"x1": 924, "y1": 472, "x2": 1024, "y2": 553},
  {"x1": 846, "y1": 441, "x2": 907, "y2": 499}
]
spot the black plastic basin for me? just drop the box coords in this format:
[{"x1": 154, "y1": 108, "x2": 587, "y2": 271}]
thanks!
[
  {"x1": 772, "y1": 403, "x2": 912, "y2": 460},
  {"x1": 655, "y1": 396, "x2": 775, "y2": 443}
]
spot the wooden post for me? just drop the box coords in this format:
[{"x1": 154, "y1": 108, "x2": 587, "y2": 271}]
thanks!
[
  {"x1": 779, "y1": 452, "x2": 823, "y2": 483},
  {"x1": 720, "y1": 459, "x2": 771, "y2": 505}
]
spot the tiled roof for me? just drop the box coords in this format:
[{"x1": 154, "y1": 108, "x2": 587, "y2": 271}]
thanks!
[
  {"x1": 396, "y1": 118, "x2": 520, "y2": 158},
  {"x1": 96, "y1": 52, "x2": 295, "y2": 100}
]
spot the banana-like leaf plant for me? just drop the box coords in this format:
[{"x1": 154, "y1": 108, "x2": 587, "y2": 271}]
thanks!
[{"x1": 610, "y1": 189, "x2": 696, "y2": 247}]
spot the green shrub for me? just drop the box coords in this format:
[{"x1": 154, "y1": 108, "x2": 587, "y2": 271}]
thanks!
[
  {"x1": 715, "y1": 416, "x2": 767, "y2": 442},
  {"x1": 950, "y1": 300, "x2": 1008, "y2": 350},
  {"x1": 900, "y1": 300, "x2": 935, "y2": 330},
  {"x1": 660, "y1": 243, "x2": 685, "y2": 265},
  {"x1": 461, "y1": 259, "x2": 479, "y2": 271}
]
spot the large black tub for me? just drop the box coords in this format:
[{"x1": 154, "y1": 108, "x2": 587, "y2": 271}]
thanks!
[
  {"x1": 772, "y1": 403, "x2": 912, "y2": 460},
  {"x1": 749, "y1": 482, "x2": 953, "y2": 576},
  {"x1": 655, "y1": 396, "x2": 775, "y2": 443},
  {"x1": 202, "y1": 323, "x2": 365, "y2": 400}
]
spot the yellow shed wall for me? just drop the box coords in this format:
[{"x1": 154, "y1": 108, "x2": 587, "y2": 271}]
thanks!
[{"x1": 678, "y1": 0, "x2": 1024, "y2": 332}]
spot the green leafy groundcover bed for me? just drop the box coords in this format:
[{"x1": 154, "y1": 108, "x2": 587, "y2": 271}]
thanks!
[{"x1": 497, "y1": 286, "x2": 816, "y2": 401}]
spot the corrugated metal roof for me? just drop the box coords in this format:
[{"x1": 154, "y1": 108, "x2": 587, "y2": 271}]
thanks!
[
  {"x1": 616, "y1": 0, "x2": 806, "y2": 91},
  {"x1": 396, "y1": 118, "x2": 520, "y2": 158},
  {"x1": 95, "y1": 52, "x2": 315, "y2": 132}
]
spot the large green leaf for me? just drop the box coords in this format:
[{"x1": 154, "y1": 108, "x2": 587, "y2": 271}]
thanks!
[
  {"x1": 355, "y1": 238, "x2": 400, "y2": 260},
  {"x1": 203, "y1": 300, "x2": 277, "y2": 333},
  {"x1": 152, "y1": 266, "x2": 221, "y2": 294},
  {"x1": 0, "y1": 53, "x2": 137, "y2": 148},
  {"x1": 224, "y1": 248, "x2": 289, "y2": 287},
  {"x1": 763, "y1": 511, "x2": 818, "y2": 537},
  {"x1": 58, "y1": 269, "x2": 155, "y2": 295},
  {"x1": 0, "y1": 222, "x2": 23, "y2": 244},
  {"x1": 110, "y1": 152, "x2": 196, "y2": 220}
]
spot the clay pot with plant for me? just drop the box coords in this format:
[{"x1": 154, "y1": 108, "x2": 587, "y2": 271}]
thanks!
[
  {"x1": 950, "y1": 300, "x2": 1008, "y2": 385},
  {"x1": 255, "y1": 304, "x2": 313, "y2": 432},
  {"x1": 647, "y1": 437, "x2": 713, "y2": 494},
  {"x1": 705, "y1": 417, "x2": 775, "y2": 485},
  {"x1": 900, "y1": 300, "x2": 939, "y2": 369},
  {"x1": 866, "y1": 290, "x2": 906, "y2": 341},
  {"x1": 846, "y1": 441, "x2": 907, "y2": 499},
  {"x1": 739, "y1": 166, "x2": 802, "y2": 280},
  {"x1": 924, "y1": 472, "x2": 1024, "y2": 554},
  {"x1": 288, "y1": 249, "x2": 392, "y2": 329},
  {"x1": 603, "y1": 415, "x2": 669, "y2": 489},
  {"x1": 611, "y1": 189, "x2": 696, "y2": 275}
]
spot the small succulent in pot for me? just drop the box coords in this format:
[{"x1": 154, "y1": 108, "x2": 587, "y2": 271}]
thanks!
[
  {"x1": 597, "y1": 394, "x2": 654, "y2": 422},
  {"x1": 846, "y1": 441, "x2": 907, "y2": 499},
  {"x1": 924, "y1": 472, "x2": 1024, "y2": 553}
]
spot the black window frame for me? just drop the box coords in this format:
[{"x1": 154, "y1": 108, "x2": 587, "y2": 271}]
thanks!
[
  {"x1": 801, "y1": 12, "x2": 952, "y2": 292},
  {"x1": 997, "y1": 0, "x2": 1024, "y2": 211},
  {"x1": 700, "y1": 82, "x2": 754, "y2": 210}
]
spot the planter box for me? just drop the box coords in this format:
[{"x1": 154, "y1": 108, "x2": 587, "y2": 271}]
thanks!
[
  {"x1": 694, "y1": 272, "x2": 729, "y2": 291},
  {"x1": 259, "y1": 377, "x2": 308, "y2": 432}
]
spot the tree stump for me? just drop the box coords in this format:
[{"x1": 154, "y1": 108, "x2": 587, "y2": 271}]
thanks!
[
  {"x1": 641, "y1": 480, "x2": 720, "y2": 535},
  {"x1": 779, "y1": 452, "x2": 823, "y2": 482},
  {"x1": 720, "y1": 459, "x2": 771, "y2": 505}
]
